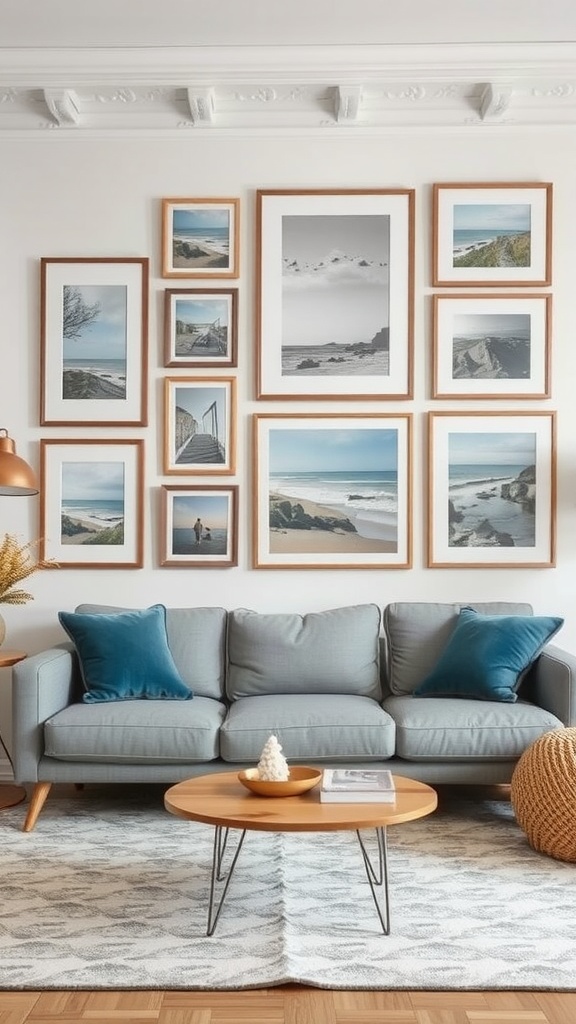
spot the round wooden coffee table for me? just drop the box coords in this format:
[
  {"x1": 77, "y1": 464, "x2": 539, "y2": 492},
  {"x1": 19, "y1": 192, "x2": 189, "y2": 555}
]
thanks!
[{"x1": 165, "y1": 771, "x2": 437, "y2": 935}]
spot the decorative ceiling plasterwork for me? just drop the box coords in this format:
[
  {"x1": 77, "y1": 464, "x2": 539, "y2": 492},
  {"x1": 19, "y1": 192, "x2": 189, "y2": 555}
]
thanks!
[{"x1": 2, "y1": 42, "x2": 576, "y2": 135}]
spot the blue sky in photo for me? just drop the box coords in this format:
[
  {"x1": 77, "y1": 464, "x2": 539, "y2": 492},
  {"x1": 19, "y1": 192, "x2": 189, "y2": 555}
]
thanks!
[
  {"x1": 62, "y1": 285, "x2": 127, "y2": 360},
  {"x1": 269, "y1": 428, "x2": 398, "y2": 472},
  {"x1": 61, "y1": 461, "x2": 125, "y2": 499},
  {"x1": 453, "y1": 204, "x2": 531, "y2": 231},
  {"x1": 172, "y1": 495, "x2": 229, "y2": 529},
  {"x1": 173, "y1": 208, "x2": 230, "y2": 230},
  {"x1": 448, "y1": 432, "x2": 536, "y2": 465},
  {"x1": 175, "y1": 297, "x2": 229, "y2": 325}
]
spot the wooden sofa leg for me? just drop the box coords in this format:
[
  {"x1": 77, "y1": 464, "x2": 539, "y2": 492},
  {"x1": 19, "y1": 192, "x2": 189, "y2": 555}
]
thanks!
[{"x1": 22, "y1": 781, "x2": 52, "y2": 832}]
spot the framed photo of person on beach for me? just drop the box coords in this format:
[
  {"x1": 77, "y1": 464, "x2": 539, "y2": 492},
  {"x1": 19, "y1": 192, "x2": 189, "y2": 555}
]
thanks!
[
  {"x1": 161, "y1": 198, "x2": 240, "y2": 279},
  {"x1": 159, "y1": 485, "x2": 238, "y2": 567},
  {"x1": 432, "y1": 183, "x2": 552, "y2": 287},
  {"x1": 40, "y1": 257, "x2": 149, "y2": 426},
  {"x1": 256, "y1": 189, "x2": 415, "y2": 399},
  {"x1": 427, "y1": 411, "x2": 556, "y2": 568},
  {"x1": 432, "y1": 293, "x2": 552, "y2": 399},
  {"x1": 39, "y1": 439, "x2": 144, "y2": 568},
  {"x1": 163, "y1": 377, "x2": 236, "y2": 475},
  {"x1": 164, "y1": 288, "x2": 238, "y2": 367},
  {"x1": 253, "y1": 412, "x2": 412, "y2": 569}
]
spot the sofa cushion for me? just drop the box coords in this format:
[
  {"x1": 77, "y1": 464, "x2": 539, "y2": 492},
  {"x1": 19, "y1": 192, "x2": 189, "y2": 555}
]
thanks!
[
  {"x1": 413, "y1": 607, "x2": 564, "y2": 703},
  {"x1": 59, "y1": 605, "x2": 192, "y2": 704},
  {"x1": 383, "y1": 694, "x2": 563, "y2": 762},
  {"x1": 220, "y1": 694, "x2": 395, "y2": 762},
  {"x1": 44, "y1": 696, "x2": 226, "y2": 763},
  {"x1": 227, "y1": 604, "x2": 381, "y2": 700},
  {"x1": 383, "y1": 601, "x2": 535, "y2": 696}
]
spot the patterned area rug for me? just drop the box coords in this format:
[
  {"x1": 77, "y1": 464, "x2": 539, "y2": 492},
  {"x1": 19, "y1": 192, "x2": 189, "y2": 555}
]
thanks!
[{"x1": 1, "y1": 785, "x2": 575, "y2": 990}]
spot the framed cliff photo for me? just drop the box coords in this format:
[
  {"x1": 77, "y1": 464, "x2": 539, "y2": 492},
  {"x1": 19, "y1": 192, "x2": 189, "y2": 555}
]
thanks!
[
  {"x1": 40, "y1": 257, "x2": 149, "y2": 426},
  {"x1": 159, "y1": 485, "x2": 238, "y2": 567},
  {"x1": 256, "y1": 189, "x2": 415, "y2": 399},
  {"x1": 432, "y1": 293, "x2": 552, "y2": 399},
  {"x1": 432, "y1": 183, "x2": 552, "y2": 287},
  {"x1": 39, "y1": 439, "x2": 144, "y2": 568},
  {"x1": 253, "y1": 412, "x2": 412, "y2": 569},
  {"x1": 163, "y1": 288, "x2": 238, "y2": 367},
  {"x1": 163, "y1": 376, "x2": 236, "y2": 475},
  {"x1": 161, "y1": 198, "x2": 240, "y2": 279},
  {"x1": 427, "y1": 411, "x2": 556, "y2": 568}
]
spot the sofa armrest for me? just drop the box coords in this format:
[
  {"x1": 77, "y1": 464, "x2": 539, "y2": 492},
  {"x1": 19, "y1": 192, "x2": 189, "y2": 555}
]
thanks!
[
  {"x1": 520, "y1": 644, "x2": 576, "y2": 726},
  {"x1": 11, "y1": 643, "x2": 81, "y2": 783}
]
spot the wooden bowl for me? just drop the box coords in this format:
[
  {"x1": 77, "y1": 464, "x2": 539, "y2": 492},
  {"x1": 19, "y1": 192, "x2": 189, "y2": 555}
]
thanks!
[{"x1": 238, "y1": 766, "x2": 322, "y2": 797}]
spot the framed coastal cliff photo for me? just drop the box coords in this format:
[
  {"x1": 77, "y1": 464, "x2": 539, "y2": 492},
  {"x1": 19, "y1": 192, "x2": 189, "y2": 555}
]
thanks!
[
  {"x1": 432, "y1": 293, "x2": 552, "y2": 399},
  {"x1": 256, "y1": 189, "x2": 415, "y2": 399},
  {"x1": 164, "y1": 288, "x2": 238, "y2": 367},
  {"x1": 40, "y1": 257, "x2": 149, "y2": 426},
  {"x1": 163, "y1": 377, "x2": 236, "y2": 475},
  {"x1": 427, "y1": 411, "x2": 556, "y2": 568},
  {"x1": 253, "y1": 413, "x2": 412, "y2": 569},
  {"x1": 432, "y1": 183, "x2": 553, "y2": 287},
  {"x1": 161, "y1": 198, "x2": 240, "y2": 279},
  {"x1": 159, "y1": 485, "x2": 238, "y2": 567},
  {"x1": 40, "y1": 439, "x2": 144, "y2": 568}
]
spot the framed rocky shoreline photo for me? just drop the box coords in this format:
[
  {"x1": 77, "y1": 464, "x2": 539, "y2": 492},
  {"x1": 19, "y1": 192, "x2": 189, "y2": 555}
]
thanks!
[
  {"x1": 427, "y1": 411, "x2": 556, "y2": 568},
  {"x1": 256, "y1": 189, "x2": 414, "y2": 399},
  {"x1": 432, "y1": 182, "x2": 553, "y2": 287},
  {"x1": 432, "y1": 293, "x2": 552, "y2": 399},
  {"x1": 161, "y1": 198, "x2": 240, "y2": 279},
  {"x1": 253, "y1": 412, "x2": 412, "y2": 570},
  {"x1": 164, "y1": 287, "x2": 238, "y2": 367},
  {"x1": 164, "y1": 376, "x2": 236, "y2": 475},
  {"x1": 159, "y1": 485, "x2": 238, "y2": 567},
  {"x1": 40, "y1": 257, "x2": 149, "y2": 426}
]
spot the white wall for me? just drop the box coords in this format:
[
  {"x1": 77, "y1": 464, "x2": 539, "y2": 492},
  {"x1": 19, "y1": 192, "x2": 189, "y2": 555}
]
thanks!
[{"x1": 1, "y1": 129, "x2": 575, "y2": 662}]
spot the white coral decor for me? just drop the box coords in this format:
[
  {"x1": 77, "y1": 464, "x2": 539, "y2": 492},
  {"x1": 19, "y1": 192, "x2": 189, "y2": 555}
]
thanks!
[{"x1": 256, "y1": 734, "x2": 290, "y2": 781}]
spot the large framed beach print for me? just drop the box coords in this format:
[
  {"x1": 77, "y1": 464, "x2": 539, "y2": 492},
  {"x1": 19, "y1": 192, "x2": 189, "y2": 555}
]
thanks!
[
  {"x1": 432, "y1": 183, "x2": 552, "y2": 287},
  {"x1": 164, "y1": 377, "x2": 236, "y2": 475},
  {"x1": 427, "y1": 411, "x2": 556, "y2": 568},
  {"x1": 40, "y1": 257, "x2": 148, "y2": 426},
  {"x1": 160, "y1": 485, "x2": 238, "y2": 567},
  {"x1": 40, "y1": 439, "x2": 144, "y2": 568},
  {"x1": 161, "y1": 198, "x2": 240, "y2": 279},
  {"x1": 253, "y1": 413, "x2": 412, "y2": 569},
  {"x1": 256, "y1": 189, "x2": 414, "y2": 399},
  {"x1": 164, "y1": 288, "x2": 238, "y2": 367}
]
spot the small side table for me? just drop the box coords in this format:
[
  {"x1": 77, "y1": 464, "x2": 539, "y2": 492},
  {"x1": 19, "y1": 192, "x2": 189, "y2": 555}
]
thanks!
[{"x1": 0, "y1": 650, "x2": 26, "y2": 810}]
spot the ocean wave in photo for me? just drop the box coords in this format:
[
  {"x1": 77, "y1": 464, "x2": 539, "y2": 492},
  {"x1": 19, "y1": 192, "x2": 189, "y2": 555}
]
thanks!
[
  {"x1": 282, "y1": 344, "x2": 389, "y2": 378},
  {"x1": 270, "y1": 470, "x2": 398, "y2": 541},
  {"x1": 449, "y1": 463, "x2": 535, "y2": 547}
]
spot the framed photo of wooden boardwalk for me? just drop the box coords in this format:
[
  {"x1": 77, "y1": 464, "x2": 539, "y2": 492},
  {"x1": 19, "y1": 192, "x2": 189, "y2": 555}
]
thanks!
[
  {"x1": 161, "y1": 198, "x2": 240, "y2": 279},
  {"x1": 160, "y1": 485, "x2": 238, "y2": 567},
  {"x1": 163, "y1": 288, "x2": 238, "y2": 367},
  {"x1": 164, "y1": 377, "x2": 236, "y2": 475},
  {"x1": 256, "y1": 189, "x2": 415, "y2": 399},
  {"x1": 427, "y1": 411, "x2": 556, "y2": 568},
  {"x1": 253, "y1": 412, "x2": 412, "y2": 570}
]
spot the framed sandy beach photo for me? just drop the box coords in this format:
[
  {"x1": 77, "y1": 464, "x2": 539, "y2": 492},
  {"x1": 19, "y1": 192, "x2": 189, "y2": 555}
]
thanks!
[
  {"x1": 253, "y1": 413, "x2": 412, "y2": 569},
  {"x1": 160, "y1": 485, "x2": 238, "y2": 567},
  {"x1": 256, "y1": 189, "x2": 414, "y2": 399},
  {"x1": 164, "y1": 288, "x2": 238, "y2": 367},
  {"x1": 432, "y1": 293, "x2": 552, "y2": 399},
  {"x1": 40, "y1": 258, "x2": 148, "y2": 426},
  {"x1": 432, "y1": 183, "x2": 552, "y2": 287},
  {"x1": 161, "y1": 198, "x2": 240, "y2": 279},
  {"x1": 40, "y1": 439, "x2": 144, "y2": 568},
  {"x1": 428, "y1": 411, "x2": 556, "y2": 568},
  {"x1": 164, "y1": 376, "x2": 236, "y2": 475}
]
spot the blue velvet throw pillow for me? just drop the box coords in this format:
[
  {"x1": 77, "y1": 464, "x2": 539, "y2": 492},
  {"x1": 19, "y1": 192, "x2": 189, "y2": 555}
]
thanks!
[
  {"x1": 413, "y1": 606, "x2": 564, "y2": 703},
  {"x1": 58, "y1": 604, "x2": 193, "y2": 704}
]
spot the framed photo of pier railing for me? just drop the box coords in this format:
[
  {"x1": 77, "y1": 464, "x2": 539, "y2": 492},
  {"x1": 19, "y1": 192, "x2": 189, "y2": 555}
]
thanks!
[
  {"x1": 432, "y1": 183, "x2": 553, "y2": 287},
  {"x1": 163, "y1": 377, "x2": 236, "y2": 475},
  {"x1": 427, "y1": 411, "x2": 556, "y2": 568},
  {"x1": 161, "y1": 198, "x2": 240, "y2": 279},
  {"x1": 253, "y1": 412, "x2": 412, "y2": 569},
  {"x1": 40, "y1": 257, "x2": 149, "y2": 426},
  {"x1": 432, "y1": 293, "x2": 552, "y2": 399},
  {"x1": 159, "y1": 485, "x2": 238, "y2": 567},
  {"x1": 256, "y1": 189, "x2": 415, "y2": 399},
  {"x1": 164, "y1": 288, "x2": 238, "y2": 367}
]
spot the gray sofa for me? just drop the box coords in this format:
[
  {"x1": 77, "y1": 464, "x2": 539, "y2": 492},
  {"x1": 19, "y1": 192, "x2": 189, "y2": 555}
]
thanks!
[{"x1": 12, "y1": 601, "x2": 576, "y2": 831}]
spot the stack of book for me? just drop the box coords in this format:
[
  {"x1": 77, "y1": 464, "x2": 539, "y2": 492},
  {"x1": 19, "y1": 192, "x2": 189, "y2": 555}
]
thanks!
[{"x1": 320, "y1": 768, "x2": 396, "y2": 803}]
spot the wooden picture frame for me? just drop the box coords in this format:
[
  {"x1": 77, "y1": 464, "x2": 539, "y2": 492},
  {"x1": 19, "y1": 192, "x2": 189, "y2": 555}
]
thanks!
[
  {"x1": 160, "y1": 485, "x2": 238, "y2": 567},
  {"x1": 163, "y1": 376, "x2": 236, "y2": 475},
  {"x1": 161, "y1": 198, "x2": 240, "y2": 279},
  {"x1": 163, "y1": 288, "x2": 238, "y2": 367}
]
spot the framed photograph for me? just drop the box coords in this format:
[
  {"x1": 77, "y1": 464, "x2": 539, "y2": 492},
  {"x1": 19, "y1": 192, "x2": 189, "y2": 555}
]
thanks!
[
  {"x1": 40, "y1": 257, "x2": 149, "y2": 426},
  {"x1": 163, "y1": 288, "x2": 238, "y2": 367},
  {"x1": 253, "y1": 413, "x2": 412, "y2": 569},
  {"x1": 164, "y1": 376, "x2": 236, "y2": 475},
  {"x1": 432, "y1": 182, "x2": 552, "y2": 287},
  {"x1": 428, "y1": 411, "x2": 556, "y2": 568},
  {"x1": 159, "y1": 485, "x2": 238, "y2": 567},
  {"x1": 432, "y1": 293, "x2": 552, "y2": 399},
  {"x1": 161, "y1": 198, "x2": 240, "y2": 279},
  {"x1": 256, "y1": 189, "x2": 414, "y2": 399},
  {"x1": 40, "y1": 439, "x2": 144, "y2": 568}
]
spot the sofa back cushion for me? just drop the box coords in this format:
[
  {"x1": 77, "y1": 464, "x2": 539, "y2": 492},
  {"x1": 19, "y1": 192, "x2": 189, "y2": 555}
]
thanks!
[
  {"x1": 227, "y1": 604, "x2": 381, "y2": 700},
  {"x1": 383, "y1": 601, "x2": 534, "y2": 696}
]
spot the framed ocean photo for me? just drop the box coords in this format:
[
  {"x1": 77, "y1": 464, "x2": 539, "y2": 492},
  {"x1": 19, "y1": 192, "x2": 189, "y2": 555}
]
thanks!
[
  {"x1": 160, "y1": 485, "x2": 238, "y2": 567},
  {"x1": 161, "y1": 198, "x2": 240, "y2": 279},
  {"x1": 163, "y1": 288, "x2": 238, "y2": 367}
]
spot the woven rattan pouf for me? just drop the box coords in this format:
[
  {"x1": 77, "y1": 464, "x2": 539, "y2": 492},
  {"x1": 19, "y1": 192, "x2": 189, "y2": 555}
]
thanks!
[{"x1": 511, "y1": 727, "x2": 576, "y2": 862}]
